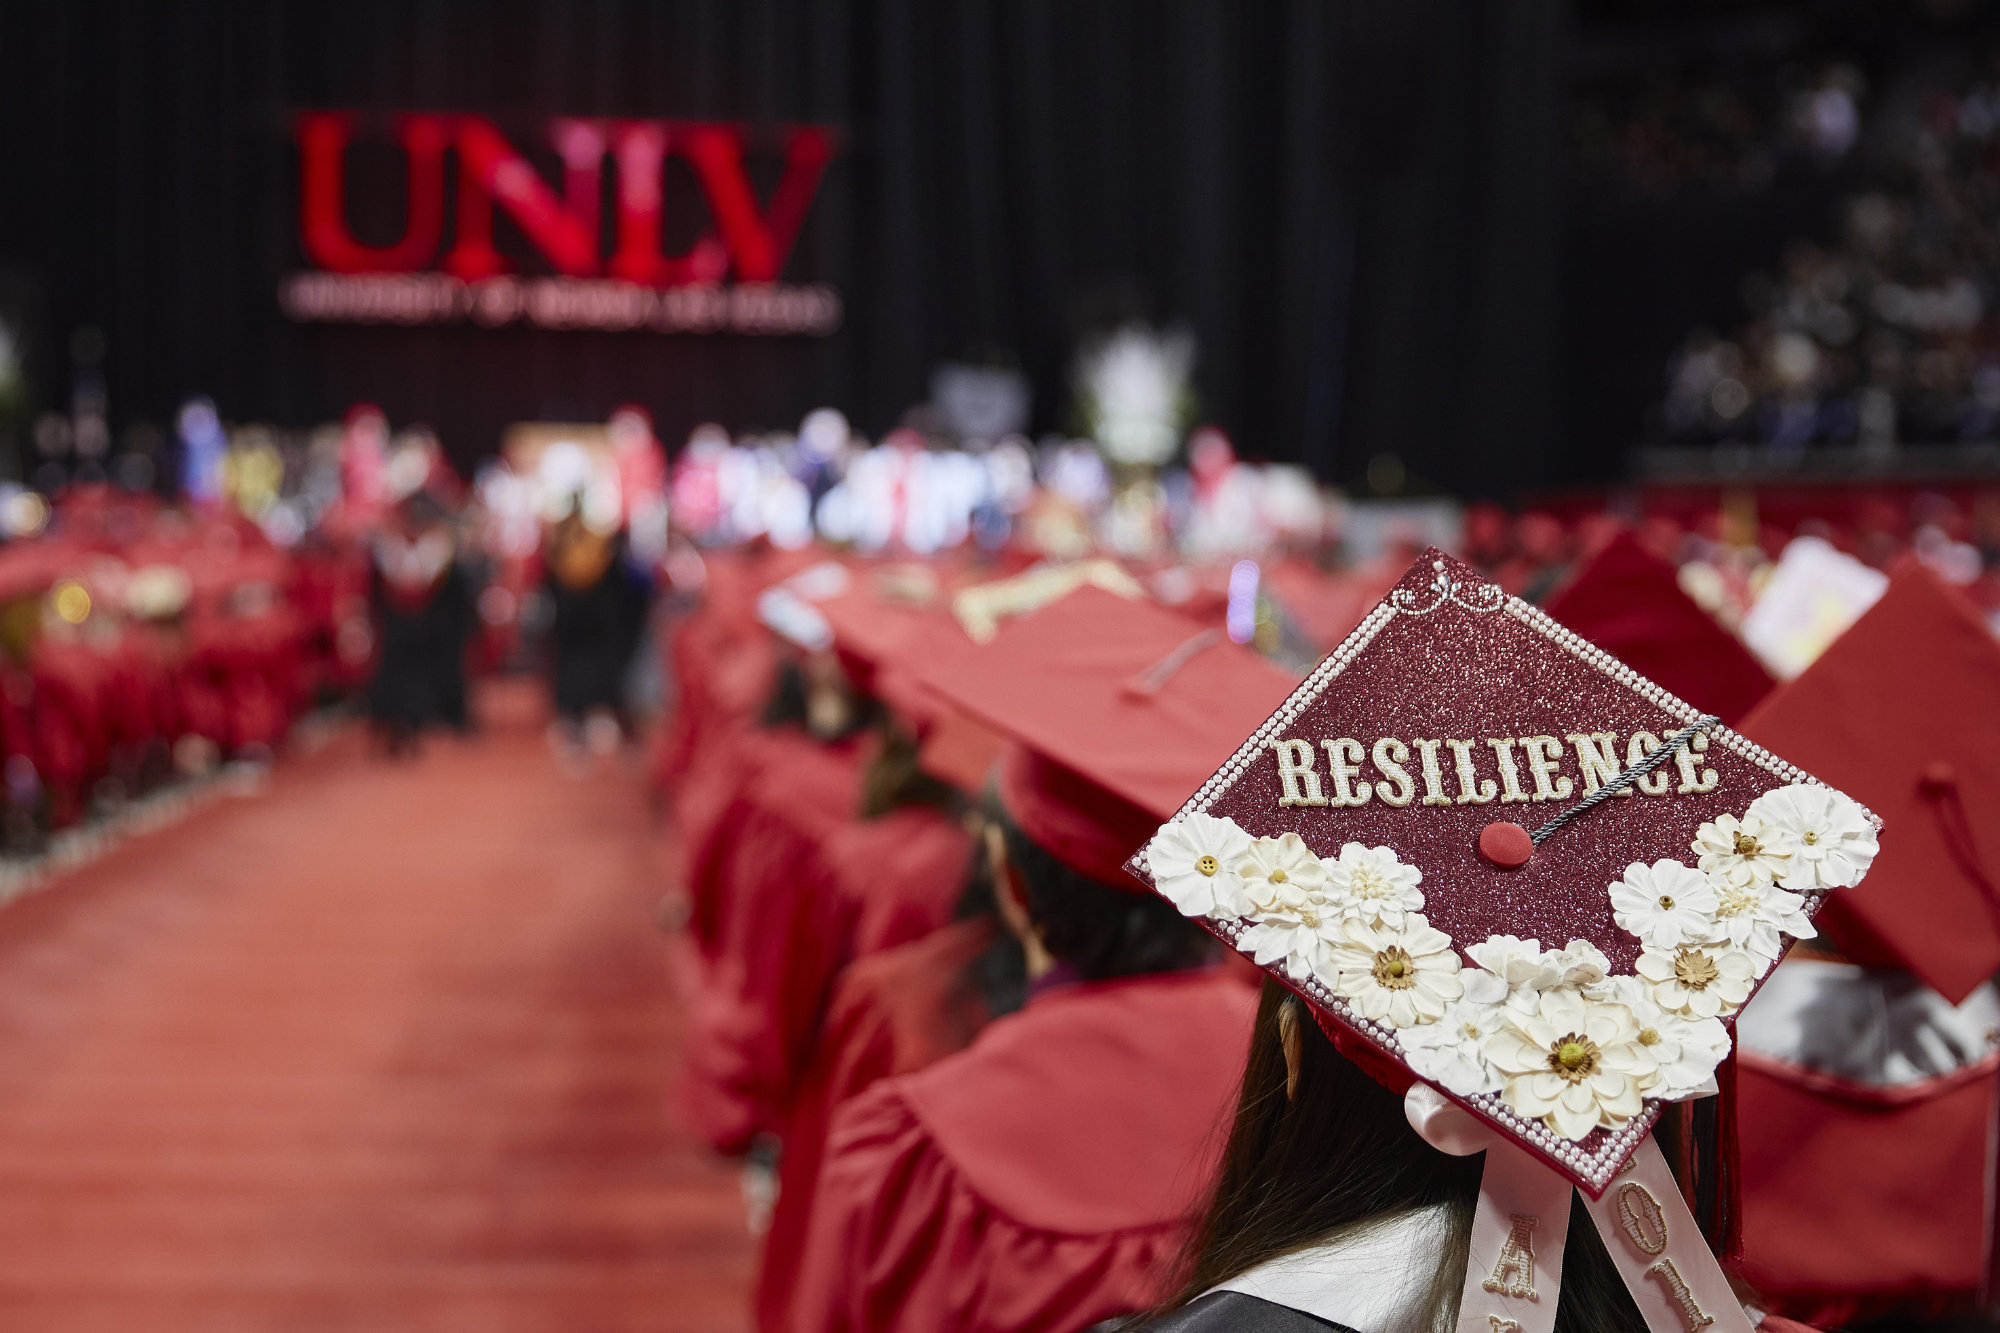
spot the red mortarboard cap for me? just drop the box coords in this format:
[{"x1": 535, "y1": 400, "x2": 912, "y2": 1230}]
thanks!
[
  {"x1": 814, "y1": 578, "x2": 1015, "y2": 798},
  {"x1": 1543, "y1": 531, "x2": 1775, "y2": 724},
  {"x1": 1128, "y1": 549, "x2": 1880, "y2": 1194},
  {"x1": 914, "y1": 705, "x2": 1007, "y2": 794},
  {"x1": 816, "y1": 571, "x2": 963, "y2": 674},
  {"x1": 916, "y1": 584, "x2": 1298, "y2": 886},
  {"x1": 1738, "y1": 562, "x2": 2000, "y2": 1002}
]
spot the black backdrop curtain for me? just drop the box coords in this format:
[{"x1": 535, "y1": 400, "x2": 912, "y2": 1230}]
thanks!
[{"x1": 0, "y1": 0, "x2": 1565, "y2": 496}]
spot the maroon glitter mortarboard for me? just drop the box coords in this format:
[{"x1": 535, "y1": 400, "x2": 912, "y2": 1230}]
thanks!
[{"x1": 1129, "y1": 549, "x2": 1881, "y2": 1194}]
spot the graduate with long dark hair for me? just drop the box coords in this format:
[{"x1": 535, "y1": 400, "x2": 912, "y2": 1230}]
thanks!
[
  {"x1": 1118, "y1": 550, "x2": 1875, "y2": 1333},
  {"x1": 1146, "y1": 983, "x2": 1664, "y2": 1331}
]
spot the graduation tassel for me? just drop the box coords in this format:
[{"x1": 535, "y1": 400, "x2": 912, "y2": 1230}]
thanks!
[
  {"x1": 1685, "y1": 1051, "x2": 1744, "y2": 1262},
  {"x1": 1714, "y1": 1049, "x2": 1744, "y2": 1262},
  {"x1": 1920, "y1": 764, "x2": 2000, "y2": 932}
]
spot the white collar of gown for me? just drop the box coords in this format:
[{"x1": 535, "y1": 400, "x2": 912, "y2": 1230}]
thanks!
[{"x1": 1209, "y1": 1204, "x2": 1453, "y2": 1333}]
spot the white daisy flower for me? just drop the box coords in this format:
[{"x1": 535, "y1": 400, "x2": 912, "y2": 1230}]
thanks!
[
  {"x1": 1322, "y1": 842, "x2": 1424, "y2": 926},
  {"x1": 1463, "y1": 935, "x2": 1552, "y2": 996},
  {"x1": 1610, "y1": 860, "x2": 1721, "y2": 948},
  {"x1": 1235, "y1": 832, "x2": 1330, "y2": 910},
  {"x1": 1485, "y1": 990, "x2": 1661, "y2": 1141},
  {"x1": 1601, "y1": 975, "x2": 1731, "y2": 1100},
  {"x1": 1692, "y1": 811, "x2": 1795, "y2": 888},
  {"x1": 1398, "y1": 972, "x2": 1507, "y2": 1096},
  {"x1": 1145, "y1": 813, "x2": 1254, "y2": 920},
  {"x1": 1706, "y1": 874, "x2": 1816, "y2": 968},
  {"x1": 1465, "y1": 935, "x2": 1611, "y2": 1018},
  {"x1": 1746, "y1": 784, "x2": 1880, "y2": 891},
  {"x1": 1635, "y1": 940, "x2": 1758, "y2": 1019},
  {"x1": 1237, "y1": 889, "x2": 1346, "y2": 984},
  {"x1": 1540, "y1": 940, "x2": 1613, "y2": 993},
  {"x1": 1322, "y1": 913, "x2": 1463, "y2": 1029}
]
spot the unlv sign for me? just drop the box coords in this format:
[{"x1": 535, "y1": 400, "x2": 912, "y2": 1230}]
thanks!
[{"x1": 280, "y1": 112, "x2": 841, "y2": 335}]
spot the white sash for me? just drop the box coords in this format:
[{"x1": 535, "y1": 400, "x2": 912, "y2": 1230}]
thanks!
[{"x1": 1405, "y1": 1085, "x2": 1753, "y2": 1333}]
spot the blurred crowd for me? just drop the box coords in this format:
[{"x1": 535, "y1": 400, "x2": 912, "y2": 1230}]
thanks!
[
  {"x1": 657, "y1": 406, "x2": 2000, "y2": 631},
  {"x1": 1574, "y1": 53, "x2": 1862, "y2": 199},
  {"x1": 0, "y1": 398, "x2": 673, "y2": 846},
  {"x1": 1596, "y1": 28, "x2": 2000, "y2": 449},
  {"x1": 4, "y1": 387, "x2": 1997, "y2": 855}
]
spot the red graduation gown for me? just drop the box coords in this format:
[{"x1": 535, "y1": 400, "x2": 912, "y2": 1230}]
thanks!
[
  {"x1": 757, "y1": 917, "x2": 997, "y2": 1333},
  {"x1": 824, "y1": 803, "x2": 976, "y2": 958},
  {"x1": 689, "y1": 797, "x2": 974, "y2": 1157},
  {"x1": 681, "y1": 733, "x2": 864, "y2": 1152},
  {"x1": 790, "y1": 967, "x2": 1257, "y2": 1333}
]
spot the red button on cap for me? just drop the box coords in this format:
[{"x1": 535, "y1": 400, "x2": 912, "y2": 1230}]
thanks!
[{"x1": 1478, "y1": 821, "x2": 1534, "y2": 869}]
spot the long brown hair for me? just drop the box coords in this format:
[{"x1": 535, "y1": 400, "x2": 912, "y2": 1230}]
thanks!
[{"x1": 1151, "y1": 979, "x2": 1652, "y2": 1332}]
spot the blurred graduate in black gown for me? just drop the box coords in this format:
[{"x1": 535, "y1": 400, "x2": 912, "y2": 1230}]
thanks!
[
  {"x1": 542, "y1": 505, "x2": 651, "y2": 758},
  {"x1": 368, "y1": 491, "x2": 476, "y2": 754}
]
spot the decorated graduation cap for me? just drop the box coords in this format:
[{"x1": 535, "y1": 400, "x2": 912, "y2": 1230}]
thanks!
[
  {"x1": 915, "y1": 582, "x2": 1297, "y2": 886},
  {"x1": 1128, "y1": 550, "x2": 1881, "y2": 1333},
  {"x1": 1542, "y1": 531, "x2": 1775, "y2": 725},
  {"x1": 1738, "y1": 560, "x2": 2000, "y2": 1003}
]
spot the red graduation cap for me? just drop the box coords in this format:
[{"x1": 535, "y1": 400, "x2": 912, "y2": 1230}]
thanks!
[
  {"x1": 1543, "y1": 531, "x2": 1775, "y2": 725},
  {"x1": 914, "y1": 584, "x2": 1298, "y2": 886},
  {"x1": 1738, "y1": 561, "x2": 2000, "y2": 1002},
  {"x1": 816, "y1": 573, "x2": 967, "y2": 681},
  {"x1": 1127, "y1": 549, "x2": 1880, "y2": 1195},
  {"x1": 811, "y1": 568, "x2": 983, "y2": 735}
]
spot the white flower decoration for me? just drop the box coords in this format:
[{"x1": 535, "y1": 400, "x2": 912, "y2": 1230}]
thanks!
[
  {"x1": 1707, "y1": 874, "x2": 1816, "y2": 967},
  {"x1": 1610, "y1": 860, "x2": 1721, "y2": 948},
  {"x1": 1237, "y1": 892, "x2": 1346, "y2": 984},
  {"x1": 1692, "y1": 811, "x2": 1796, "y2": 888},
  {"x1": 1146, "y1": 813, "x2": 1253, "y2": 921},
  {"x1": 1465, "y1": 935, "x2": 1611, "y2": 1016},
  {"x1": 1601, "y1": 975, "x2": 1731, "y2": 1100},
  {"x1": 1399, "y1": 970, "x2": 1507, "y2": 1096},
  {"x1": 1485, "y1": 990, "x2": 1661, "y2": 1141},
  {"x1": 1635, "y1": 941, "x2": 1758, "y2": 1019},
  {"x1": 1463, "y1": 935, "x2": 1550, "y2": 996},
  {"x1": 1236, "y1": 832, "x2": 1330, "y2": 909},
  {"x1": 1539, "y1": 940, "x2": 1614, "y2": 993},
  {"x1": 1322, "y1": 913, "x2": 1463, "y2": 1029},
  {"x1": 1322, "y1": 842, "x2": 1424, "y2": 926},
  {"x1": 1746, "y1": 784, "x2": 1879, "y2": 891}
]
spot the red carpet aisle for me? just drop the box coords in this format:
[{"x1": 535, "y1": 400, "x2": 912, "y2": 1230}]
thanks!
[{"x1": 0, "y1": 681, "x2": 751, "y2": 1333}]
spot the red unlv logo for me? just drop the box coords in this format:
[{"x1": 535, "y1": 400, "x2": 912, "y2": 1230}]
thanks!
[{"x1": 284, "y1": 112, "x2": 842, "y2": 336}]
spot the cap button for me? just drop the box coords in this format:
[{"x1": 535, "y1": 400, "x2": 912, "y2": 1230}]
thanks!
[
  {"x1": 1920, "y1": 761, "x2": 1958, "y2": 794},
  {"x1": 1479, "y1": 821, "x2": 1534, "y2": 869}
]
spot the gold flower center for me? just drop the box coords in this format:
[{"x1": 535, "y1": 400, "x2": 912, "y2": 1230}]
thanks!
[
  {"x1": 1638, "y1": 1027, "x2": 1662, "y2": 1046},
  {"x1": 1673, "y1": 948, "x2": 1720, "y2": 990},
  {"x1": 1547, "y1": 1033, "x2": 1601, "y2": 1083},
  {"x1": 1657, "y1": 894, "x2": 1676, "y2": 911},
  {"x1": 1716, "y1": 884, "x2": 1757, "y2": 917},
  {"x1": 1733, "y1": 833, "x2": 1762, "y2": 857},
  {"x1": 1802, "y1": 831, "x2": 1819, "y2": 846},
  {"x1": 1269, "y1": 867, "x2": 1288, "y2": 884},
  {"x1": 1196, "y1": 855, "x2": 1219, "y2": 877},
  {"x1": 1299, "y1": 906, "x2": 1321, "y2": 929},
  {"x1": 1351, "y1": 867, "x2": 1388, "y2": 899},
  {"x1": 1372, "y1": 947, "x2": 1417, "y2": 990}
]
